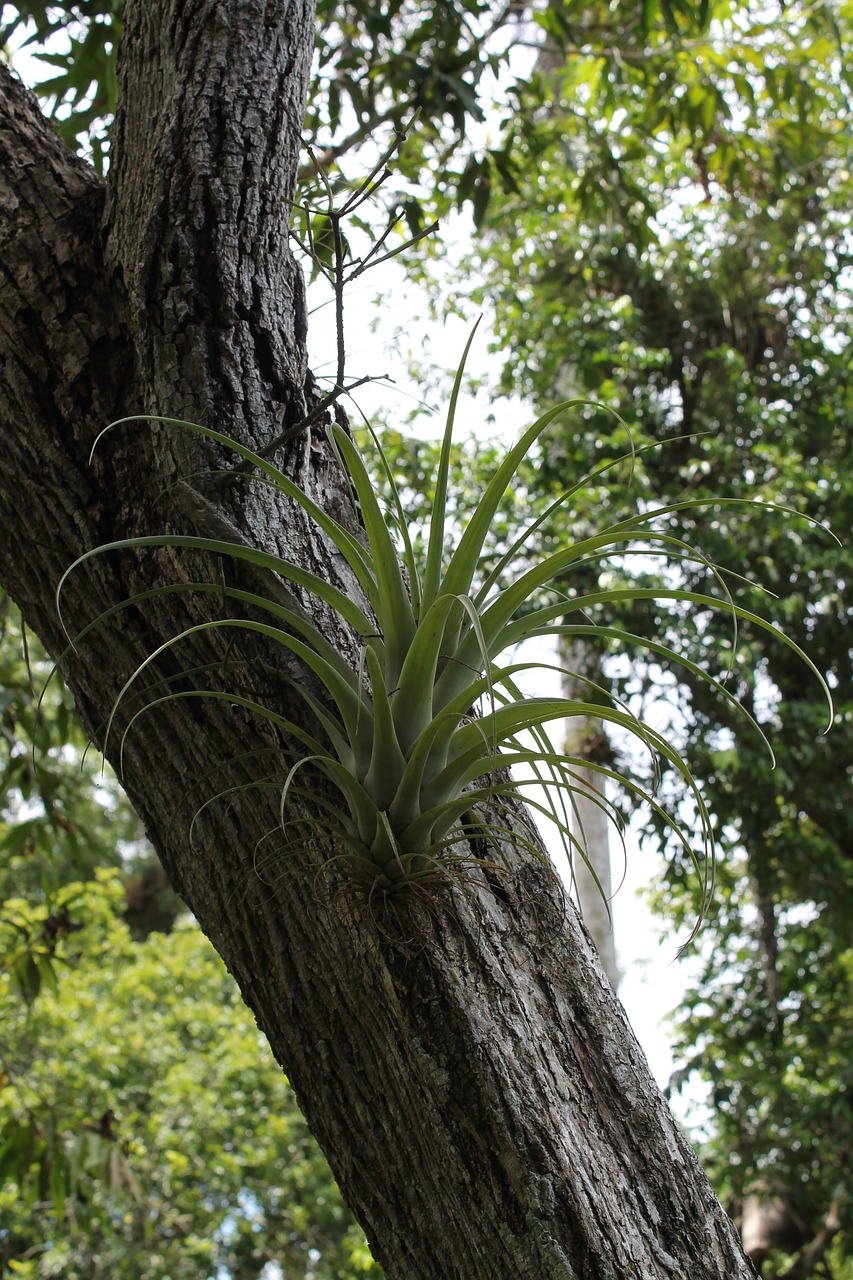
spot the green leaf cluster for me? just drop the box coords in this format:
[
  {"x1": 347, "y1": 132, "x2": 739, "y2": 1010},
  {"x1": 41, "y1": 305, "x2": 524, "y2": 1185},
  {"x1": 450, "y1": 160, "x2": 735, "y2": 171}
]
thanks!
[
  {"x1": 0, "y1": 872, "x2": 381, "y2": 1278},
  {"x1": 0, "y1": 594, "x2": 143, "y2": 904},
  {"x1": 6, "y1": 0, "x2": 781, "y2": 219},
  {"x1": 59, "y1": 331, "x2": 830, "y2": 927},
  {"x1": 0, "y1": 1, "x2": 120, "y2": 170}
]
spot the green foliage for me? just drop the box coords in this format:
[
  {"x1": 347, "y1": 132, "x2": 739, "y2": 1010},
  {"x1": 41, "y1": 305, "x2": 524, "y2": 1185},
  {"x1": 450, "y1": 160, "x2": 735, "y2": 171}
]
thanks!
[
  {"x1": 6, "y1": 0, "x2": 797, "y2": 217},
  {"x1": 307, "y1": 0, "x2": 509, "y2": 209},
  {"x1": 426, "y1": 0, "x2": 853, "y2": 1269},
  {"x1": 4, "y1": 1, "x2": 851, "y2": 1271},
  {"x1": 5, "y1": 0, "x2": 846, "y2": 236},
  {"x1": 0, "y1": 873, "x2": 382, "y2": 1278},
  {"x1": 0, "y1": 601, "x2": 376, "y2": 1274},
  {"x1": 0, "y1": 593, "x2": 143, "y2": 903},
  {"x1": 2, "y1": 0, "x2": 512, "y2": 197},
  {"x1": 0, "y1": 1, "x2": 120, "y2": 170},
  {"x1": 663, "y1": 857, "x2": 853, "y2": 1260}
]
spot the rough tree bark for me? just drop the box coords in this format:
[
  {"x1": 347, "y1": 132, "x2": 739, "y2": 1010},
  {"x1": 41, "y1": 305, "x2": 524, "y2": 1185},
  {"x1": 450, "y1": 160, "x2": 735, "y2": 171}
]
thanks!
[{"x1": 0, "y1": 4, "x2": 758, "y2": 1277}]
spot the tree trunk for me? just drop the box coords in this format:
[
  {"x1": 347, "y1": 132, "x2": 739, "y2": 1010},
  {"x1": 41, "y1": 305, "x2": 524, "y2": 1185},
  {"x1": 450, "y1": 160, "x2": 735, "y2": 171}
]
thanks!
[
  {"x1": 561, "y1": 639, "x2": 621, "y2": 990},
  {"x1": 0, "y1": 6, "x2": 757, "y2": 1277}
]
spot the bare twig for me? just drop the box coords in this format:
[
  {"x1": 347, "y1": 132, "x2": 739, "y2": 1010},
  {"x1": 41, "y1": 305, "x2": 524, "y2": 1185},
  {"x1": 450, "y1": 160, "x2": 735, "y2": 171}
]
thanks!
[
  {"x1": 298, "y1": 104, "x2": 413, "y2": 185},
  {"x1": 276, "y1": 126, "x2": 439, "y2": 457},
  {"x1": 257, "y1": 374, "x2": 395, "y2": 460}
]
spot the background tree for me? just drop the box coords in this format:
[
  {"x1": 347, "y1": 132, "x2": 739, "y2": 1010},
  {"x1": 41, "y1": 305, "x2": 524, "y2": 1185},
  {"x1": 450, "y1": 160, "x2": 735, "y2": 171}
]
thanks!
[
  {"x1": 1, "y1": 871, "x2": 380, "y2": 1279},
  {"x1": 431, "y1": 1, "x2": 853, "y2": 1271}
]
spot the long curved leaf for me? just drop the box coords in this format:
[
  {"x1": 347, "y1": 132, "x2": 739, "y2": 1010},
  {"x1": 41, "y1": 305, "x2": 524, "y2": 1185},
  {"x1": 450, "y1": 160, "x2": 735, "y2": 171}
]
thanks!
[
  {"x1": 421, "y1": 318, "x2": 481, "y2": 615},
  {"x1": 93, "y1": 416, "x2": 381, "y2": 608},
  {"x1": 441, "y1": 400, "x2": 597, "y2": 600},
  {"x1": 57, "y1": 535, "x2": 374, "y2": 641},
  {"x1": 329, "y1": 423, "x2": 415, "y2": 684}
]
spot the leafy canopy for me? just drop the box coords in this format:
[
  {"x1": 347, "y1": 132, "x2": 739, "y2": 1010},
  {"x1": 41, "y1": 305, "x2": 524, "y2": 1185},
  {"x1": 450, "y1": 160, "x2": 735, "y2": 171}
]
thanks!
[{"x1": 1, "y1": 873, "x2": 381, "y2": 1279}]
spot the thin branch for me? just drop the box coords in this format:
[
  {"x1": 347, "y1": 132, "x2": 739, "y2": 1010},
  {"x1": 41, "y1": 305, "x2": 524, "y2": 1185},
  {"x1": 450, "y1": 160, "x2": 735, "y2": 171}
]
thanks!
[
  {"x1": 256, "y1": 375, "x2": 395, "y2": 460},
  {"x1": 298, "y1": 102, "x2": 413, "y2": 185},
  {"x1": 347, "y1": 218, "x2": 440, "y2": 280},
  {"x1": 334, "y1": 212, "x2": 346, "y2": 394}
]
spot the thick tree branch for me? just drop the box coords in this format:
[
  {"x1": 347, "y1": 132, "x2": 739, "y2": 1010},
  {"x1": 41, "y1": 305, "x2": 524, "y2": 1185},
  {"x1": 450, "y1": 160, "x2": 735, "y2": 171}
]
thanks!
[
  {"x1": 105, "y1": 0, "x2": 315, "y2": 452},
  {"x1": 0, "y1": 9, "x2": 761, "y2": 1277},
  {"x1": 0, "y1": 61, "x2": 130, "y2": 657}
]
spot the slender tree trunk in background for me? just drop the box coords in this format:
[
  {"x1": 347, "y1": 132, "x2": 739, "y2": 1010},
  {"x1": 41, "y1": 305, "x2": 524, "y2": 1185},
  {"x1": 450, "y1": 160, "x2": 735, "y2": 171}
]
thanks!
[
  {"x1": 561, "y1": 640, "x2": 620, "y2": 990},
  {"x1": 569, "y1": 777, "x2": 620, "y2": 984},
  {"x1": 0, "y1": 5, "x2": 759, "y2": 1276},
  {"x1": 537, "y1": 12, "x2": 622, "y2": 991}
]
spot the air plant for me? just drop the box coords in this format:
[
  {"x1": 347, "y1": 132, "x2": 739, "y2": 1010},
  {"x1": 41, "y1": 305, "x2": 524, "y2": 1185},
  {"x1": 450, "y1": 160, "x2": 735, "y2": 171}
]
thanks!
[{"x1": 58, "y1": 328, "x2": 832, "y2": 918}]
